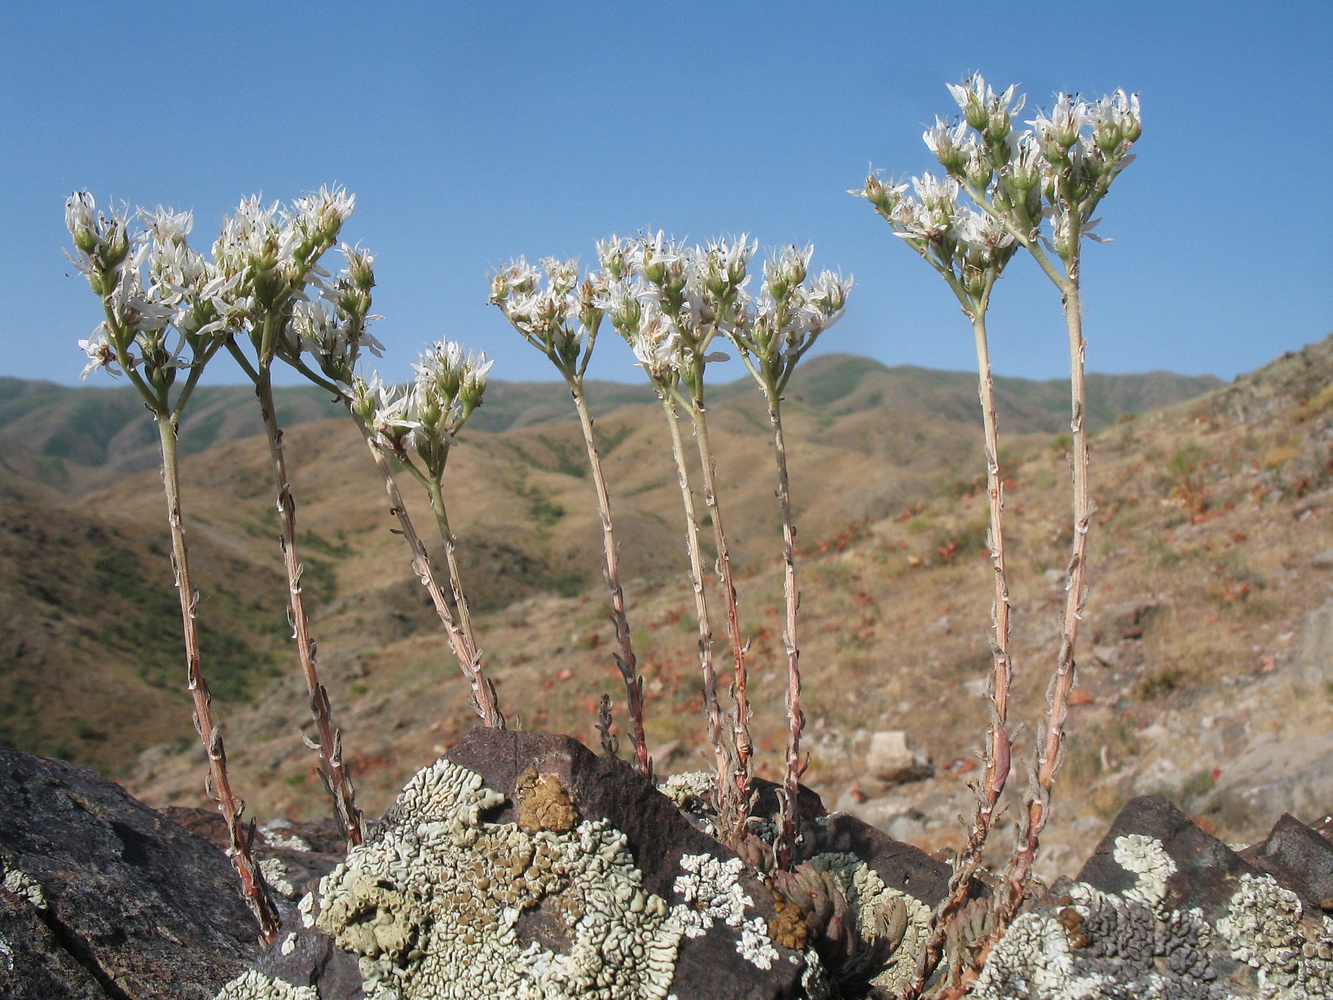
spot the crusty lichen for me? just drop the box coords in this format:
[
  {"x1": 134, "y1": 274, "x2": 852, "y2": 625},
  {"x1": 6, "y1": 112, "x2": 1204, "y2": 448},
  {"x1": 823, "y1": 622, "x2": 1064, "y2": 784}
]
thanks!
[
  {"x1": 1217, "y1": 872, "x2": 1333, "y2": 1000},
  {"x1": 304, "y1": 759, "x2": 685, "y2": 999},
  {"x1": 970, "y1": 834, "x2": 1333, "y2": 1000},
  {"x1": 258, "y1": 857, "x2": 297, "y2": 899},
  {"x1": 215, "y1": 757, "x2": 814, "y2": 1000},
  {"x1": 215, "y1": 968, "x2": 318, "y2": 1000},
  {"x1": 515, "y1": 766, "x2": 579, "y2": 834},
  {"x1": 1113, "y1": 833, "x2": 1176, "y2": 911},
  {"x1": 2, "y1": 867, "x2": 47, "y2": 910}
]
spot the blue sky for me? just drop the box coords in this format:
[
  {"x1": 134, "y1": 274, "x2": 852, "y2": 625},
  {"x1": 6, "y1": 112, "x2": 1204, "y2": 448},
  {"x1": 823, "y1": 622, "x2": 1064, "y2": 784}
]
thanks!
[{"x1": 3, "y1": 2, "x2": 1329, "y2": 388}]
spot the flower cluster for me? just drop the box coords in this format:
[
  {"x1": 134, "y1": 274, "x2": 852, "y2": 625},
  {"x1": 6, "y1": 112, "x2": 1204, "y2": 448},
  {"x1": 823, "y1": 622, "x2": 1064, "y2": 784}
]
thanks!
[
  {"x1": 488, "y1": 256, "x2": 603, "y2": 377},
  {"x1": 66, "y1": 194, "x2": 183, "y2": 383},
  {"x1": 735, "y1": 245, "x2": 852, "y2": 395},
  {"x1": 493, "y1": 233, "x2": 851, "y2": 397},
  {"x1": 65, "y1": 188, "x2": 383, "y2": 391},
  {"x1": 350, "y1": 342, "x2": 492, "y2": 480},
  {"x1": 855, "y1": 76, "x2": 1141, "y2": 306}
]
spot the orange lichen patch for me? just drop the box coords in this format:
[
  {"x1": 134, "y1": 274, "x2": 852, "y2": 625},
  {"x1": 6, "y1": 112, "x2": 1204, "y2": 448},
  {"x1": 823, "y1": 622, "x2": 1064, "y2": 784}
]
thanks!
[
  {"x1": 767, "y1": 889, "x2": 811, "y2": 951},
  {"x1": 515, "y1": 767, "x2": 578, "y2": 834}
]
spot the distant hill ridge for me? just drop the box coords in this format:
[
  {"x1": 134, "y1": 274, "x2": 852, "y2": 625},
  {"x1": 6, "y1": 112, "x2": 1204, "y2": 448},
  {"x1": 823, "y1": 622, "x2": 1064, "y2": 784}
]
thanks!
[{"x1": 0, "y1": 356, "x2": 1221, "y2": 492}]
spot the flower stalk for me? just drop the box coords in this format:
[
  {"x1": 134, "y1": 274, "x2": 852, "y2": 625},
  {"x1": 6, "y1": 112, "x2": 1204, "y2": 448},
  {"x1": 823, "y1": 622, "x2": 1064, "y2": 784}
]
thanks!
[
  {"x1": 362, "y1": 411, "x2": 504, "y2": 728},
  {"x1": 285, "y1": 246, "x2": 507, "y2": 732},
  {"x1": 353, "y1": 343, "x2": 507, "y2": 729},
  {"x1": 727, "y1": 245, "x2": 851, "y2": 868},
  {"x1": 857, "y1": 77, "x2": 1139, "y2": 994},
  {"x1": 65, "y1": 194, "x2": 280, "y2": 940},
  {"x1": 489, "y1": 257, "x2": 647, "y2": 771},
  {"x1": 213, "y1": 188, "x2": 367, "y2": 849}
]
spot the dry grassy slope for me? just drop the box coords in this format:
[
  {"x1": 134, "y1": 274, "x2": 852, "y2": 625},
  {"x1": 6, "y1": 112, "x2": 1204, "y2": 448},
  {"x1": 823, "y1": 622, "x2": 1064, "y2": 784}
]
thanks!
[
  {"x1": 0, "y1": 360, "x2": 1220, "y2": 492},
  {"x1": 112, "y1": 338, "x2": 1330, "y2": 879},
  {"x1": 0, "y1": 356, "x2": 1240, "y2": 807},
  {"x1": 0, "y1": 463, "x2": 291, "y2": 772}
]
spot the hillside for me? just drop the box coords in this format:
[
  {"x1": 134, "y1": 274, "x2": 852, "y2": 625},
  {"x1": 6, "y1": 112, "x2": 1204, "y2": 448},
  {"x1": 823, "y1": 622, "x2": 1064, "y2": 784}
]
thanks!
[
  {"x1": 108, "y1": 335, "x2": 1333, "y2": 878},
  {"x1": 7, "y1": 341, "x2": 1327, "y2": 878},
  {"x1": 0, "y1": 357, "x2": 1222, "y2": 777},
  {"x1": 0, "y1": 359, "x2": 1219, "y2": 493}
]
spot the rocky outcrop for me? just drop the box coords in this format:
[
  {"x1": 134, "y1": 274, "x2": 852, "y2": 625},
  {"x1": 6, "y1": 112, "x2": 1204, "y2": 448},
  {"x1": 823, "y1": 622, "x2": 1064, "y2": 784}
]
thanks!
[
  {"x1": 223, "y1": 729, "x2": 950, "y2": 999},
  {"x1": 3, "y1": 736, "x2": 1332, "y2": 999},
  {"x1": 0, "y1": 743, "x2": 262, "y2": 999},
  {"x1": 973, "y1": 796, "x2": 1333, "y2": 999}
]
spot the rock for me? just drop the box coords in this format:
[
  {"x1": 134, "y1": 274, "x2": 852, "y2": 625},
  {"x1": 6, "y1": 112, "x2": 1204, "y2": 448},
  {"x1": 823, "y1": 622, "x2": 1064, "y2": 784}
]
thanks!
[
  {"x1": 1294, "y1": 598, "x2": 1333, "y2": 693},
  {"x1": 862, "y1": 731, "x2": 933, "y2": 787},
  {"x1": 1091, "y1": 644, "x2": 1120, "y2": 667},
  {"x1": 1237, "y1": 813, "x2": 1333, "y2": 914},
  {"x1": 6, "y1": 733, "x2": 1332, "y2": 1000},
  {"x1": 1199, "y1": 731, "x2": 1333, "y2": 839},
  {"x1": 241, "y1": 730, "x2": 811, "y2": 999},
  {"x1": 0, "y1": 742, "x2": 264, "y2": 999},
  {"x1": 1311, "y1": 549, "x2": 1333, "y2": 569},
  {"x1": 229, "y1": 728, "x2": 955, "y2": 999},
  {"x1": 972, "y1": 796, "x2": 1333, "y2": 999},
  {"x1": 1093, "y1": 599, "x2": 1162, "y2": 644}
]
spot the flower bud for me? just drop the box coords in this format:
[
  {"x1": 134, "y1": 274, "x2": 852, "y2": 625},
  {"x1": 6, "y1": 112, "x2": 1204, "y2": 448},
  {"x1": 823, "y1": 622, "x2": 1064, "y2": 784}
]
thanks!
[{"x1": 65, "y1": 192, "x2": 99, "y2": 254}]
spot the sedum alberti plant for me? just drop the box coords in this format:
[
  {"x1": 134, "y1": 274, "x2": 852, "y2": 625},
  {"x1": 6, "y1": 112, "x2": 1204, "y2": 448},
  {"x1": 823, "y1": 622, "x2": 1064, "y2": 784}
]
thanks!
[
  {"x1": 65, "y1": 194, "x2": 282, "y2": 939},
  {"x1": 65, "y1": 72, "x2": 1137, "y2": 995},
  {"x1": 855, "y1": 75, "x2": 1141, "y2": 996}
]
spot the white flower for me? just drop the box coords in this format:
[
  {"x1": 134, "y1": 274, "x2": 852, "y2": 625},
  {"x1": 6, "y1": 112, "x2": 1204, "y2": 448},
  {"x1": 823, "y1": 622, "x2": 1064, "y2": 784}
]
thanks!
[
  {"x1": 1030, "y1": 93, "x2": 1090, "y2": 154},
  {"x1": 946, "y1": 76, "x2": 1023, "y2": 133},
  {"x1": 627, "y1": 309, "x2": 682, "y2": 380},
  {"x1": 106, "y1": 251, "x2": 175, "y2": 334},
  {"x1": 955, "y1": 208, "x2": 1014, "y2": 257},
  {"x1": 1003, "y1": 131, "x2": 1044, "y2": 191},
  {"x1": 924, "y1": 117, "x2": 971, "y2": 172},
  {"x1": 141, "y1": 206, "x2": 193, "y2": 246},
  {"x1": 807, "y1": 269, "x2": 852, "y2": 323},
  {"x1": 356, "y1": 373, "x2": 418, "y2": 452},
  {"x1": 1090, "y1": 88, "x2": 1142, "y2": 150},
  {"x1": 595, "y1": 234, "x2": 634, "y2": 280},
  {"x1": 288, "y1": 186, "x2": 354, "y2": 259},
  {"x1": 65, "y1": 191, "x2": 98, "y2": 252},
  {"x1": 539, "y1": 257, "x2": 580, "y2": 297},
  {"x1": 413, "y1": 340, "x2": 493, "y2": 415},
  {"x1": 78, "y1": 331, "x2": 119, "y2": 379},
  {"x1": 491, "y1": 257, "x2": 542, "y2": 301}
]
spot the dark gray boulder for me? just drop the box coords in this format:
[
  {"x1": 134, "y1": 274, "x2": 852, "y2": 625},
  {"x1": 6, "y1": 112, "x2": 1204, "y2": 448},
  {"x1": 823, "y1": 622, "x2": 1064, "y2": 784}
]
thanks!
[{"x1": 0, "y1": 742, "x2": 261, "y2": 999}]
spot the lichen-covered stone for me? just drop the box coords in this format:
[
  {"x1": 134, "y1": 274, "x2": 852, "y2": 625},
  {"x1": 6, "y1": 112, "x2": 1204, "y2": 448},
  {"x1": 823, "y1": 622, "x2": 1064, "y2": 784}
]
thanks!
[
  {"x1": 971, "y1": 797, "x2": 1333, "y2": 999},
  {"x1": 223, "y1": 732, "x2": 816, "y2": 999},
  {"x1": 215, "y1": 968, "x2": 319, "y2": 999},
  {"x1": 1217, "y1": 872, "x2": 1333, "y2": 999},
  {"x1": 211, "y1": 751, "x2": 1333, "y2": 1000}
]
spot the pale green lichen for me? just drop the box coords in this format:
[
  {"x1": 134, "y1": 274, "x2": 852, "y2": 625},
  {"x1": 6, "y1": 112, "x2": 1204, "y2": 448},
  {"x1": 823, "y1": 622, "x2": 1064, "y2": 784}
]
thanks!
[
  {"x1": 2, "y1": 868, "x2": 46, "y2": 910},
  {"x1": 1217, "y1": 872, "x2": 1333, "y2": 1000},
  {"x1": 217, "y1": 758, "x2": 852, "y2": 999},
  {"x1": 1113, "y1": 833, "x2": 1176, "y2": 910},
  {"x1": 296, "y1": 891, "x2": 316, "y2": 929},
  {"x1": 312, "y1": 759, "x2": 686, "y2": 999},
  {"x1": 258, "y1": 857, "x2": 297, "y2": 899},
  {"x1": 214, "y1": 968, "x2": 318, "y2": 1000},
  {"x1": 671, "y1": 853, "x2": 751, "y2": 938},
  {"x1": 659, "y1": 772, "x2": 714, "y2": 810},
  {"x1": 971, "y1": 835, "x2": 1333, "y2": 999}
]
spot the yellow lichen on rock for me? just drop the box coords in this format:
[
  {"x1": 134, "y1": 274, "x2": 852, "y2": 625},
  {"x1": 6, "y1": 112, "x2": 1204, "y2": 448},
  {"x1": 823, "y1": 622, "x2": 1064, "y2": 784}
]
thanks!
[{"x1": 516, "y1": 766, "x2": 579, "y2": 834}]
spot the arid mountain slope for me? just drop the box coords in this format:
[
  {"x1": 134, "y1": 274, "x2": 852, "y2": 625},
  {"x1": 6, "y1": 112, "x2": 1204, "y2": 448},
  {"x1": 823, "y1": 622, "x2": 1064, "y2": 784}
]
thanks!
[{"x1": 94, "y1": 337, "x2": 1333, "y2": 879}]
